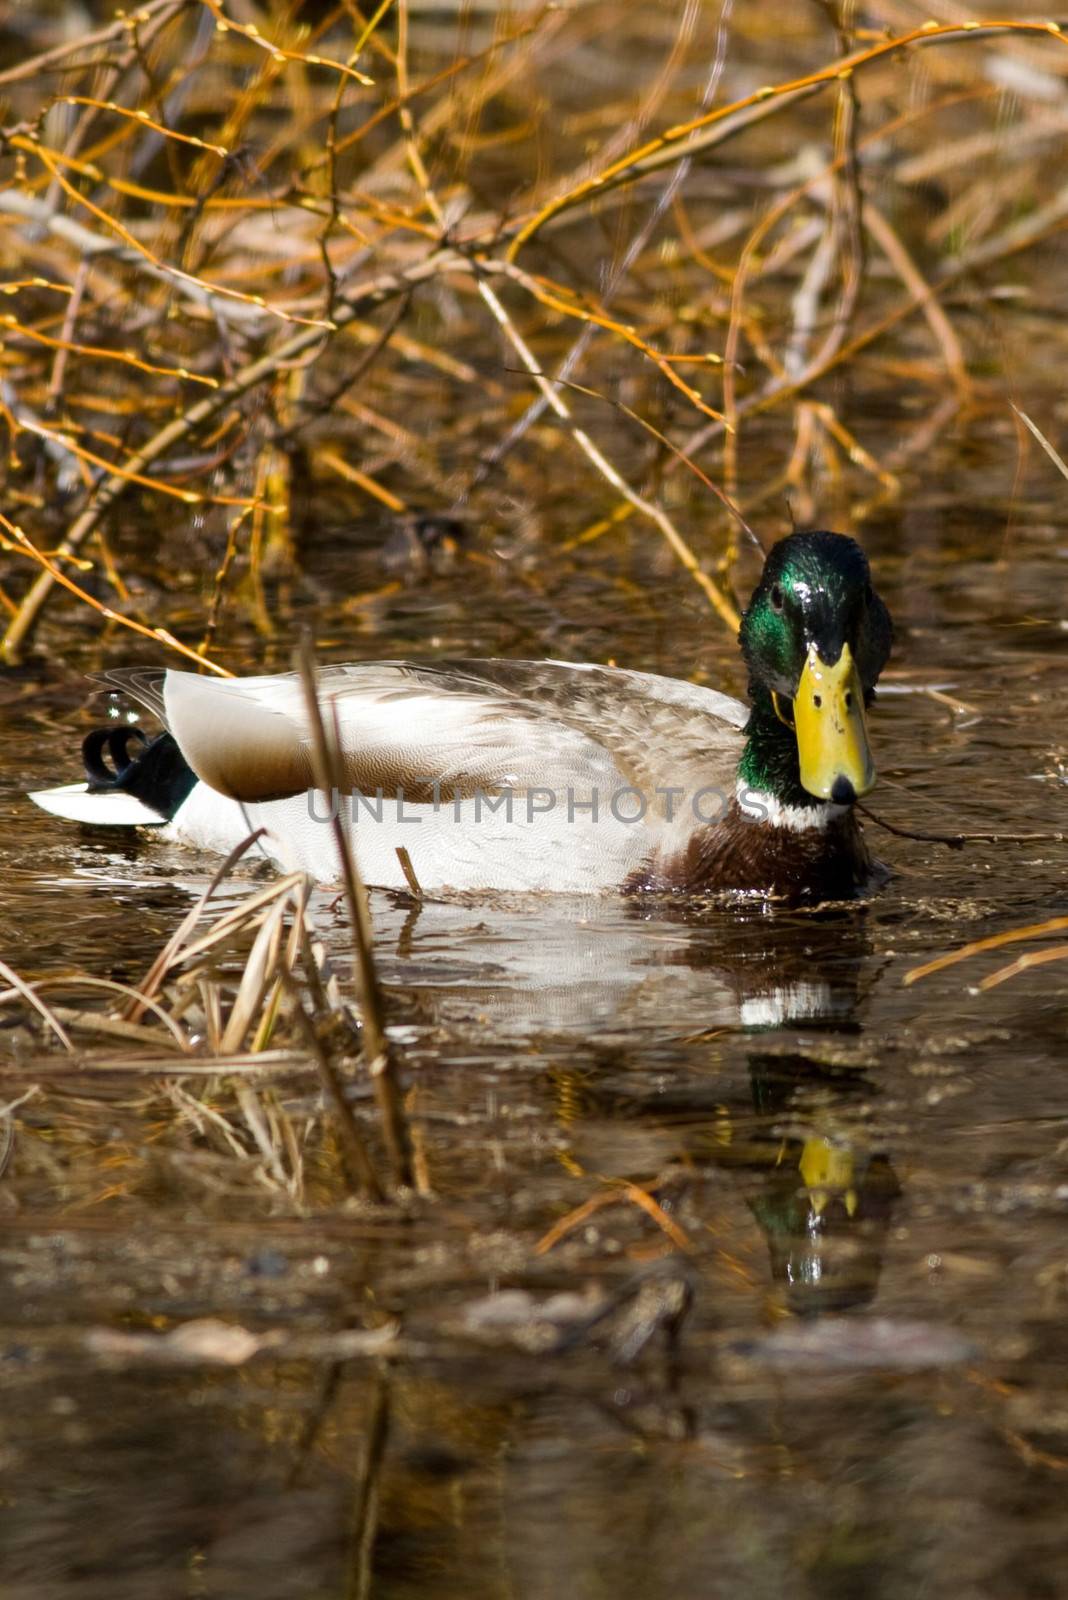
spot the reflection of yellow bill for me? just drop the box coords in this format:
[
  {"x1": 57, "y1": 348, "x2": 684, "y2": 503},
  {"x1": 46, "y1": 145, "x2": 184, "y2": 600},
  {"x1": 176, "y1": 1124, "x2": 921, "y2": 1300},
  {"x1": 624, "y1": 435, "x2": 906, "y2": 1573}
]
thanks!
[
  {"x1": 794, "y1": 642, "x2": 875, "y2": 801},
  {"x1": 800, "y1": 1136, "x2": 858, "y2": 1218}
]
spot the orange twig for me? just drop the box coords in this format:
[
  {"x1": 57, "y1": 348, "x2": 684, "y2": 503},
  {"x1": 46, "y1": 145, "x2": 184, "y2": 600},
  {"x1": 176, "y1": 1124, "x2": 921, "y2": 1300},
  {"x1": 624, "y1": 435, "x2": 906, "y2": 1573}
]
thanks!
[
  {"x1": 507, "y1": 21, "x2": 1068, "y2": 260},
  {"x1": 903, "y1": 918, "x2": 1068, "y2": 986},
  {"x1": 536, "y1": 1179, "x2": 695, "y2": 1256}
]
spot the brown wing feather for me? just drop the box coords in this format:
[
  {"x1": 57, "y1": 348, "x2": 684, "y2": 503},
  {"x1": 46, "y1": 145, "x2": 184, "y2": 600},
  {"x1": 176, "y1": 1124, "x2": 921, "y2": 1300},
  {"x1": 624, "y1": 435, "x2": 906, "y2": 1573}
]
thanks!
[{"x1": 162, "y1": 660, "x2": 746, "y2": 806}]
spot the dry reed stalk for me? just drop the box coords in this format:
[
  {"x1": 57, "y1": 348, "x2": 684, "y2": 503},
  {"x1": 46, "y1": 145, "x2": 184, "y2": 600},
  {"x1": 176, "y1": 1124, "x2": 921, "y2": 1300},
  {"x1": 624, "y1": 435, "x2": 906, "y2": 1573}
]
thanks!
[
  {"x1": 0, "y1": 957, "x2": 74, "y2": 1051},
  {"x1": 294, "y1": 632, "x2": 413, "y2": 1192}
]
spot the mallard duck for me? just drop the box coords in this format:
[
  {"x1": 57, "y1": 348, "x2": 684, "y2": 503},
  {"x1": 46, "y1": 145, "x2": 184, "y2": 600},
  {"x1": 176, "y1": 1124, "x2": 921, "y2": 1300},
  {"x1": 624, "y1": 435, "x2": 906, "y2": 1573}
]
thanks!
[{"x1": 29, "y1": 530, "x2": 892, "y2": 899}]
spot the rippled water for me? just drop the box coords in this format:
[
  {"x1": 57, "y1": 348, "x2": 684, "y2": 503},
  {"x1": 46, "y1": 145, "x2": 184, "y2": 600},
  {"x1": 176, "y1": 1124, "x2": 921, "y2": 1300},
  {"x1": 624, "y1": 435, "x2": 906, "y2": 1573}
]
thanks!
[{"x1": 2, "y1": 417, "x2": 1067, "y2": 1597}]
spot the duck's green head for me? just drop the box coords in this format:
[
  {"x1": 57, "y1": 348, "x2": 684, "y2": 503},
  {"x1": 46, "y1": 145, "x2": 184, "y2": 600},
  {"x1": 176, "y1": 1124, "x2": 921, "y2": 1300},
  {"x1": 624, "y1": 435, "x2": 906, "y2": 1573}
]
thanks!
[{"x1": 738, "y1": 531, "x2": 892, "y2": 807}]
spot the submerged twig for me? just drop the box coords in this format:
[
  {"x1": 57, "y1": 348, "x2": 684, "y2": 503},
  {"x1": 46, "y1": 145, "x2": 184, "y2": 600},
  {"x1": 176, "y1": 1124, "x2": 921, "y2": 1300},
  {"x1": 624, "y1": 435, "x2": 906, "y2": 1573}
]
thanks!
[
  {"x1": 859, "y1": 803, "x2": 1064, "y2": 852},
  {"x1": 536, "y1": 1177, "x2": 696, "y2": 1257},
  {"x1": 281, "y1": 965, "x2": 384, "y2": 1203},
  {"x1": 903, "y1": 916, "x2": 1068, "y2": 987}
]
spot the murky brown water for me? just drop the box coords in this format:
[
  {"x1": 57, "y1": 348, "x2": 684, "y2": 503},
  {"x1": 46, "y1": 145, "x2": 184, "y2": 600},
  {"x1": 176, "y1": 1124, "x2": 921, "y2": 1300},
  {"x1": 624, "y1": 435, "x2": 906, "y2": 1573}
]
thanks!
[{"x1": 2, "y1": 400, "x2": 1066, "y2": 1598}]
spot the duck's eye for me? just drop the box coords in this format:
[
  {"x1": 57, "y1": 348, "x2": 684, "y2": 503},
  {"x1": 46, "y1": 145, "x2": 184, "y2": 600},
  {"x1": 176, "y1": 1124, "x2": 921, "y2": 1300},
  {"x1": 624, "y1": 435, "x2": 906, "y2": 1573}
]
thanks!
[{"x1": 769, "y1": 584, "x2": 785, "y2": 614}]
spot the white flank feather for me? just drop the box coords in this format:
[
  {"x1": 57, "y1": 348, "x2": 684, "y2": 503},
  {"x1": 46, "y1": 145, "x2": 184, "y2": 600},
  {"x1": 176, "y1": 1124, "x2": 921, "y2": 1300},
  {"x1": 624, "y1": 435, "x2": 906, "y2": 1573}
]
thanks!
[{"x1": 28, "y1": 783, "x2": 167, "y2": 826}]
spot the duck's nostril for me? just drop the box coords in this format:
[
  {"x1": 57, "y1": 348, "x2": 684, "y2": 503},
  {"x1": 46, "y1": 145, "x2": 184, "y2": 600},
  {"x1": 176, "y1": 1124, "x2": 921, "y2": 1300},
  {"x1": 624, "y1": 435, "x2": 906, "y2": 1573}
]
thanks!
[
  {"x1": 830, "y1": 775, "x2": 856, "y2": 806},
  {"x1": 813, "y1": 694, "x2": 822, "y2": 709}
]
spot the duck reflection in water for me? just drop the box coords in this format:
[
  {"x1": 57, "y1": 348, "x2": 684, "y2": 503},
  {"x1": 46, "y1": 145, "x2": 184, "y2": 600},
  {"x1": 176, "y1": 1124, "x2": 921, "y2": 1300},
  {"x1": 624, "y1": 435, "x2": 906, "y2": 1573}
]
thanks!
[
  {"x1": 741, "y1": 1046, "x2": 900, "y2": 1316},
  {"x1": 553, "y1": 903, "x2": 900, "y2": 1318}
]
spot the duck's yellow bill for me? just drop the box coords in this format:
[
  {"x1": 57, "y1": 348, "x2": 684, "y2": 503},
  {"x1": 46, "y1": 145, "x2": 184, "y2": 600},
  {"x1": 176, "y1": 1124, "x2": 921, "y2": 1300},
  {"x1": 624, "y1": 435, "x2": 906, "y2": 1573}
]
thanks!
[{"x1": 793, "y1": 642, "x2": 875, "y2": 801}]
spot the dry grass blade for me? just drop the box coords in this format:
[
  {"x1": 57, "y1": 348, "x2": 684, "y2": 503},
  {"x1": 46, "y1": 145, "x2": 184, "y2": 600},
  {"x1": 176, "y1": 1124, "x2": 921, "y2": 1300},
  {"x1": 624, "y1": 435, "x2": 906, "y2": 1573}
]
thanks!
[
  {"x1": 157, "y1": 873, "x2": 358, "y2": 1106},
  {"x1": 166, "y1": 872, "x2": 308, "y2": 967},
  {"x1": 0, "y1": 975, "x2": 190, "y2": 1051},
  {"x1": 5, "y1": 1050, "x2": 314, "y2": 1078},
  {"x1": 1011, "y1": 405, "x2": 1068, "y2": 482},
  {"x1": 234, "y1": 1082, "x2": 298, "y2": 1198},
  {"x1": 219, "y1": 894, "x2": 291, "y2": 1055},
  {"x1": 0, "y1": 957, "x2": 74, "y2": 1051},
  {"x1": 295, "y1": 632, "x2": 413, "y2": 1192},
  {"x1": 125, "y1": 829, "x2": 271, "y2": 1021}
]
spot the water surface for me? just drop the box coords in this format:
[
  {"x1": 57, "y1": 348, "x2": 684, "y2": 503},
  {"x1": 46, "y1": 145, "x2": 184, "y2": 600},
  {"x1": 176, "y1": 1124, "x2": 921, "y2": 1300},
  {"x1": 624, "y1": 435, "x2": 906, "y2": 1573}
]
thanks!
[{"x1": 2, "y1": 416, "x2": 1067, "y2": 1598}]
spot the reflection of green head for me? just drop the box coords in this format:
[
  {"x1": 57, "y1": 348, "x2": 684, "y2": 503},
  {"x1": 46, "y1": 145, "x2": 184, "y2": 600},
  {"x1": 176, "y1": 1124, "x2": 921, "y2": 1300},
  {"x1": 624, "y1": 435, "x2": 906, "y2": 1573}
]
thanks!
[
  {"x1": 745, "y1": 1039, "x2": 899, "y2": 1316},
  {"x1": 749, "y1": 1140, "x2": 900, "y2": 1317},
  {"x1": 738, "y1": 532, "x2": 893, "y2": 807}
]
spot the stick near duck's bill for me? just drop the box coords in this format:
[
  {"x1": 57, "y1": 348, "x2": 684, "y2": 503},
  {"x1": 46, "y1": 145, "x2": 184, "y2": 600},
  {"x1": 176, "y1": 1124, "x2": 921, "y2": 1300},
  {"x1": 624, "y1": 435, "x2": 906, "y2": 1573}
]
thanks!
[{"x1": 793, "y1": 643, "x2": 876, "y2": 804}]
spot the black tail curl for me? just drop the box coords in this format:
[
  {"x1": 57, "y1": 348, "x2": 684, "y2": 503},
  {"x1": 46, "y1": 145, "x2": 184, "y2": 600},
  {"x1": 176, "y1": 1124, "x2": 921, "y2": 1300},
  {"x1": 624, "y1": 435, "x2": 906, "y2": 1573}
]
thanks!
[{"x1": 82, "y1": 727, "x2": 197, "y2": 820}]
